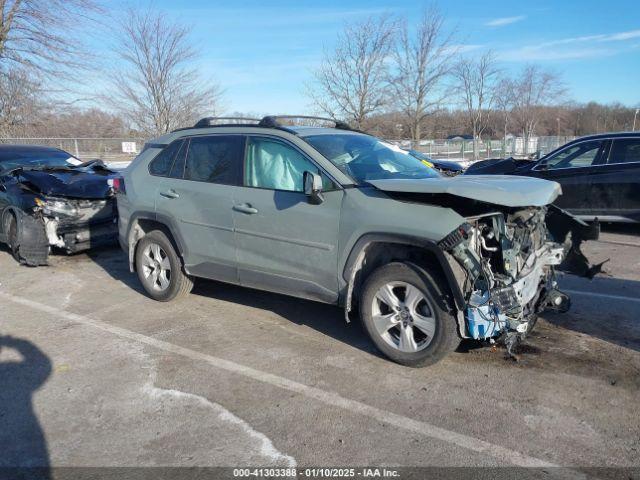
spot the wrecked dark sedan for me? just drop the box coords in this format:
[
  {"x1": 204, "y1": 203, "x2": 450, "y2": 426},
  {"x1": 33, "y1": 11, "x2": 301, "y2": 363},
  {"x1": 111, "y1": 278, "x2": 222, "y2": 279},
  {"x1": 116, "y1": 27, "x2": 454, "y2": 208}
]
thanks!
[
  {"x1": 0, "y1": 145, "x2": 118, "y2": 266},
  {"x1": 406, "y1": 149, "x2": 464, "y2": 176},
  {"x1": 464, "y1": 133, "x2": 640, "y2": 223}
]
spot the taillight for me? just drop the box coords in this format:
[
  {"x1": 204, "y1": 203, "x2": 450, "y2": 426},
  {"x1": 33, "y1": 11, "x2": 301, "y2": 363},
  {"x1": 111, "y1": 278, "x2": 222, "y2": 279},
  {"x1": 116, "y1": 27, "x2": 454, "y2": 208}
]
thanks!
[{"x1": 110, "y1": 177, "x2": 126, "y2": 194}]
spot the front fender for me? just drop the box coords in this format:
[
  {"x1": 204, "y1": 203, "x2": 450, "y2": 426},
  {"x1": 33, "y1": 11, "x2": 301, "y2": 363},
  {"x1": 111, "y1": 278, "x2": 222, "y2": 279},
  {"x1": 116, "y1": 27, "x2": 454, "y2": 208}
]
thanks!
[{"x1": 341, "y1": 232, "x2": 467, "y2": 312}]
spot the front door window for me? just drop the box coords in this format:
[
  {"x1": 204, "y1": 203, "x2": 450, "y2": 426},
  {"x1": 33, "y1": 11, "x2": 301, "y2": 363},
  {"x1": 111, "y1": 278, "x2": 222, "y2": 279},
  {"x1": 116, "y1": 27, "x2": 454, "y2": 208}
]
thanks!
[
  {"x1": 244, "y1": 137, "x2": 333, "y2": 191},
  {"x1": 542, "y1": 141, "x2": 603, "y2": 170}
]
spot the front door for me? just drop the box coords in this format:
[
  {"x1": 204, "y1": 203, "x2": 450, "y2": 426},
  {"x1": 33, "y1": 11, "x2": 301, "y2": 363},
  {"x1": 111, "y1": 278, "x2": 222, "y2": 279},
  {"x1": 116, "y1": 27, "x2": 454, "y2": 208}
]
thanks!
[
  {"x1": 530, "y1": 139, "x2": 607, "y2": 214},
  {"x1": 232, "y1": 135, "x2": 343, "y2": 303},
  {"x1": 155, "y1": 134, "x2": 245, "y2": 283}
]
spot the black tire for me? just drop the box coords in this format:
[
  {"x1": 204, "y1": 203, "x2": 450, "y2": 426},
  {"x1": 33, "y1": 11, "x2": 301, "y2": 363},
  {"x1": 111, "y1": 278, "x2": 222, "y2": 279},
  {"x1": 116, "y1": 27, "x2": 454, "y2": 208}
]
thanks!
[
  {"x1": 3, "y1": 211, "x2": 48, "y2": 266},
  {"x1": 6, "y1": 213, "x2": 20, "y2": 262},
  {"x1": 135, "y1": 230, "x2": 193, "y2": 301},
  {"x1": 359, "y1": 262, "x2": 459, "y2": 367}
]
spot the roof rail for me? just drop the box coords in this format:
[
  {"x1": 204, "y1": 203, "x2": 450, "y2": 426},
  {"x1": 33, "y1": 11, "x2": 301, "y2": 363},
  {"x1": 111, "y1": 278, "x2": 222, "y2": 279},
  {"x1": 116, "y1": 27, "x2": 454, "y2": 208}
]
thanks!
[
  {"x1": 171, "y1": 115, "x2": 362, "y2": 135},
  {"x1": 193, "y1": 116, "x2": 261, "y2": 128},
  {"x1": 258, "y1": 115, "x2": 354, "y2": 131}
]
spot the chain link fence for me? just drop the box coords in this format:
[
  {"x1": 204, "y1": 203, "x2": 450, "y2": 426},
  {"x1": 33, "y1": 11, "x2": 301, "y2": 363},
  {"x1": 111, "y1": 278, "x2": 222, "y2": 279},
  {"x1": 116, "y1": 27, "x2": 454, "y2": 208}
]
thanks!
[
  {"x1": 0, "y1": 137, "x2": 148, "y2": 163},
  {"x1": 388, "y1": 136, "x2": 576, "y2": 162},
  {"x1": 1, "y1": 135, "x2": 577, "y2": 166}
]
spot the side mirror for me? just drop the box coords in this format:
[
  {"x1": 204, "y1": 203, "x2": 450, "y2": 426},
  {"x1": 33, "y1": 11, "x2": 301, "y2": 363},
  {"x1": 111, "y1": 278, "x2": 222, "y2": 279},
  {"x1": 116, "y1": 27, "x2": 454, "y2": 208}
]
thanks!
[{"x1": 303, "y1": 171, "x2": 325, "y2": 205}]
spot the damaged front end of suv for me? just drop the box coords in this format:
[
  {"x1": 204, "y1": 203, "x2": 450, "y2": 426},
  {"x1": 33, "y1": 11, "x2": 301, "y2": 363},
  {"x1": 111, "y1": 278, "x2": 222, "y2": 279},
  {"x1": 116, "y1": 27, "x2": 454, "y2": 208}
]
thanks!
[
  {"x1": 439, "y1": 205, "x2": 601, "y2": 353},
  {"x1": 369, "y1": 175, "x2": 603, "y2": 354},
  {"x1": 0, "y1": 160, "x2": 118, "y2": 266}
]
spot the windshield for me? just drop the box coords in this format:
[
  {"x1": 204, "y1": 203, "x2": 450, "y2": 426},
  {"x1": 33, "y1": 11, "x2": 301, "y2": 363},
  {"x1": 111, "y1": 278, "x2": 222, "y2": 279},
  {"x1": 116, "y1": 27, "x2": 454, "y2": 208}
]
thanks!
[
  {"x1": 303, "y1": 134, "x2": 440, "y2": 183},
  {"x1": 0, "y1": 148, "x2": 81, "y2": 173}
]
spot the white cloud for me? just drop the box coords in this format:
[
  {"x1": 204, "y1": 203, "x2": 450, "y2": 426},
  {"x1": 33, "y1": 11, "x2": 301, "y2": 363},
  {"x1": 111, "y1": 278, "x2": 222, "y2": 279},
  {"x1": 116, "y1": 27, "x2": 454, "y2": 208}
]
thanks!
[
  {"x1": 499, "y1": 28, "x2": 640, "y2": 62},
  {"x1": 607, "y1": 30, "x2": 640, "y2": 41},
  {"x1": 485, "y1": 15, "x2": 526, "y2": 27},
  {"x1": 499, "y1": 47, "x2": 613, "y2": 62}
]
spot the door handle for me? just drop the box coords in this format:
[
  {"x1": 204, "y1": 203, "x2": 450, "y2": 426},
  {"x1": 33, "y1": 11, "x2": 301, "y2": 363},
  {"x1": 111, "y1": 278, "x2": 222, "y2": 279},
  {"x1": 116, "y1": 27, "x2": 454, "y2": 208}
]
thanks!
[
  {"x1": 159, "y1": 189, "x2": 179, "y2": 199},
  {"x1": 233, "y1": 203, "x2": 258, "y2": 214}
]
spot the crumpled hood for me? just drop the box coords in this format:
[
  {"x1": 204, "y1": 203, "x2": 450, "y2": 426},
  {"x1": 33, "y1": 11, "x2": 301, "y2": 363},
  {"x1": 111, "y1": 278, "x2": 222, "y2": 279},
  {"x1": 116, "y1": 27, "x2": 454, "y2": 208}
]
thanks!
[
  {"x1": 368, "y1": 175, "x2": 561, "y2": 207},
  {"x1": 16, "y1": 168, "x2": 116, "y2": 199}
]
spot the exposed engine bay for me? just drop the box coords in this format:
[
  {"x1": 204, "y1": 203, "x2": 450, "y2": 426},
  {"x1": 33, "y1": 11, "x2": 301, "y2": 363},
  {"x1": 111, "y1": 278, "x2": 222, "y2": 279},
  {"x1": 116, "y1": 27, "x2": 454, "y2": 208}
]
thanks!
[
  {"x1": 439, "y1": 204, "x2": 602, "y2": 354},
  {"x1": 362, "y1": 175, "x2": 604, "y2": 354}
]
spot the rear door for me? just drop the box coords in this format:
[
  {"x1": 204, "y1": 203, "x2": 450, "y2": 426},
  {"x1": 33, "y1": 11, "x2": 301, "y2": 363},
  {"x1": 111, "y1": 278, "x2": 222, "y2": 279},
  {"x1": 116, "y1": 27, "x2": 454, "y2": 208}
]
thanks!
[
  {"x1": 232, "y1": 135, "x2": 343, "y2": 303},
  {"x1": 590, "y1": 137, "x2": 640, "y2": 221},
  {"x1": 155, "y1": 134, "x2": 245, "y2": 283},
  {"x1": 530, "y1": 139, "x2": 607, "y2": 214}
]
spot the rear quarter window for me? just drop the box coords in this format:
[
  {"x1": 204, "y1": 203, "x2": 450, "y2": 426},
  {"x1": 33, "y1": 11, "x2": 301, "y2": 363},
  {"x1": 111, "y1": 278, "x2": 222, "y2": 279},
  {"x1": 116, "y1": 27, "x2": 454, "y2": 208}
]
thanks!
[{"x1": 148, "y1": 140, "x2": 185, "y2": 176}]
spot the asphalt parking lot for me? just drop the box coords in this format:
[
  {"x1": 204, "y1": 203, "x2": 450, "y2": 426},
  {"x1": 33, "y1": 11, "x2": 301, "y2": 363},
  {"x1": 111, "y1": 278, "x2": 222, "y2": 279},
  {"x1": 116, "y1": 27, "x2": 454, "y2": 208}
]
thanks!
[{"x1": 1, "y1": 225, "x2": 639, "y2": 475}]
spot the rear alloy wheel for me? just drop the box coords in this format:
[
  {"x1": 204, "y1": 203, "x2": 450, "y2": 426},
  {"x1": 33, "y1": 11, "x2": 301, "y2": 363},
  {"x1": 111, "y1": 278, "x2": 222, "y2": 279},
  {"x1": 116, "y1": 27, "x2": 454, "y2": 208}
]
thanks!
[
  {"x1": 141, "y1": 243, "x2": 172, "y2": 292},
  {"x1": 135, "y1": 230, "x2": 193, "y2": 301},
  {"x1": 360, "y1": 262, "x2": 459, "y2": 367}
]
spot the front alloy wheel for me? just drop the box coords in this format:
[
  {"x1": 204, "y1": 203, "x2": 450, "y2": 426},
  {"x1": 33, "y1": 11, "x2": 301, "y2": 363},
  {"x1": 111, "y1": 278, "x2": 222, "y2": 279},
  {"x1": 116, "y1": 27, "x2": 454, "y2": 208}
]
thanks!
[
  {"x1": 372, "y1": 281, "x2": 437, "y2": 353},
  {"x1": 360, "y1": 262, "x2": 459, "y2": 367}
]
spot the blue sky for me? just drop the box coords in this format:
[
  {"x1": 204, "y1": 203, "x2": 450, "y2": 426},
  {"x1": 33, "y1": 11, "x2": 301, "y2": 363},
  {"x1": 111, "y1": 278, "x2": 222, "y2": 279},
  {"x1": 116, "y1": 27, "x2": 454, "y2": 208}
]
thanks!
[{"x1": 104, "y1": 0, "x2": 640, "y2": 114}]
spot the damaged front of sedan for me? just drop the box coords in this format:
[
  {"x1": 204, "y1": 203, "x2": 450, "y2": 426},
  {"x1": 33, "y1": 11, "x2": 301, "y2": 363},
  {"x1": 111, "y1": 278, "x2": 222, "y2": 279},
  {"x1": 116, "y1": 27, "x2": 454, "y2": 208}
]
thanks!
[{"x1": 0, "y1": 145, "x2": 118, "y2": 266}]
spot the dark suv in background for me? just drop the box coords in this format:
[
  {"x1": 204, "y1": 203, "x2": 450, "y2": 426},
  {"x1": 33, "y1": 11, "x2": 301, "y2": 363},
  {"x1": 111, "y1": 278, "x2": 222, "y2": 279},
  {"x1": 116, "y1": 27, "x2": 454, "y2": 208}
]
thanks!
[{"x1": 465, "y1": 132, "x2": 640, "y2": 223}]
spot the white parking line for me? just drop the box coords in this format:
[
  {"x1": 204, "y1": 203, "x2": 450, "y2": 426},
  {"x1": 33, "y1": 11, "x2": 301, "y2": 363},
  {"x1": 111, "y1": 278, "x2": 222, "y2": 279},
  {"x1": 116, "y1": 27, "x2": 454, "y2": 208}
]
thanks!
[
  {"x1": 564, "y1": 290, "x2": 640, "y2": 304},
  {"x1": 0, "y1": 291, "x2": 561, "y2": 469},
  {"x1": 597, "y1": 239, "x2": 640, "y2": 248}
]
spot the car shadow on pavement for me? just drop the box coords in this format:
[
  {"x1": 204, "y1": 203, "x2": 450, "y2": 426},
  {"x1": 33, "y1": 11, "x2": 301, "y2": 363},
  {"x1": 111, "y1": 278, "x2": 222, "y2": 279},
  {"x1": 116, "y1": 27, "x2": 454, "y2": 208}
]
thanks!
[
  {"x1": 0, "y1": 335, "x2": 51, "y2": 479},
  {"x1": 86, "y1": 247, "x2": 383, "y2": 358},
  {"x1": 87, "y1": 246, "x2": 148, "y2": 295},
  {"x1": 599, "y1": 222, "x2": 640, "y2": 236},
  {"x1": 549, "y1": 275, "x2": 640, "y2": 352},
  {"x1": 191, "y1": 279, "x2": 382, "y2": 357}
]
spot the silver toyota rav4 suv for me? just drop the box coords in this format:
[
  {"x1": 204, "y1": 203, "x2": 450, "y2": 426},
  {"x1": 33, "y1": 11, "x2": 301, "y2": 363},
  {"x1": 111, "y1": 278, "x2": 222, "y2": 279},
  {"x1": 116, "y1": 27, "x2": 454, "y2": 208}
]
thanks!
[{"x1": 116, "y1": 116, "x2": 600, "y2": 367}]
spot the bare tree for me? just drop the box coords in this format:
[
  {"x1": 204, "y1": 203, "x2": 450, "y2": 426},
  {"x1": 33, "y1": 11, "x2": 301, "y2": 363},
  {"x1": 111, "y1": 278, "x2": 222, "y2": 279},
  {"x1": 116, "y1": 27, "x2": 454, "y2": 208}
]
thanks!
[
  {"x1": 493, "y1": 77, "x2": 515, "y2": 137},
  {"x1": 309, "y1": 15, "x2": 397, "y2": 129},
  {"x1": 0, "y1": 68, "x2": 46, "y2": 136},
  {"x1": 510, "y1": 65, "x2": 565, "y2": 154},
  {"x1": 390, "y1": 6, "x2": 456, "y2": 144},
  {"x1": 0, "y1": 0, "x2": 100, "y2": 76},
  {"x1": 452, "y1": 51, "x2": 500, "y2": 159},
  {"x1": 109, "y1": 9, "x2": 223, "y2": 136}
]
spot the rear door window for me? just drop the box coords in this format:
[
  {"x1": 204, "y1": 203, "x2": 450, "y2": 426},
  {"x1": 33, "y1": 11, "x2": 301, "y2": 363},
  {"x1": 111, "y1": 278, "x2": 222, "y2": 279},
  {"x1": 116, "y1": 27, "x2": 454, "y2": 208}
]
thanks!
[
  {"x1": 184, "y1": 135, "x2": 244, "y2": 185},
  {"x1": 609, "y1": 139, "x2": 640, "y2": 164}
]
